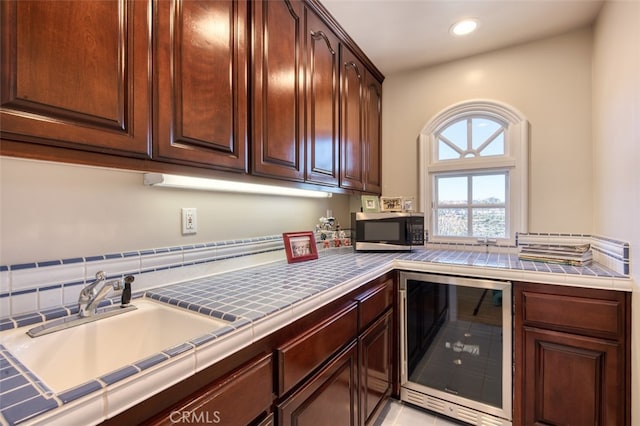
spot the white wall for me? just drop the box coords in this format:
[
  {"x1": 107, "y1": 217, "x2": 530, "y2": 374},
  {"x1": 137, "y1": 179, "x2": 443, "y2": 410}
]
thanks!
[
  {"x1": 382, "y1": 28, "x2": 593, "y2": 233},
  {"x1": 0, "y1": 157, "x2": 351, "y2": 265},
  {"x1": 592, "y1": 1, "x2": 640, "y2": 423}
]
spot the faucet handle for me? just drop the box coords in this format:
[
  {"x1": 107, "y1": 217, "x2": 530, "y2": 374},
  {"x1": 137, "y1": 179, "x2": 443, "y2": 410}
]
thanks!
[{"x1": 80, "y1": 270, "x2": 107, "y2": 301}]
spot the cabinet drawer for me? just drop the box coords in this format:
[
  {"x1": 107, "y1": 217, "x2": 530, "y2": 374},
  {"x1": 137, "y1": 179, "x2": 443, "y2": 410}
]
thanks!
[
  {"x1": 518, "y1": 283, "x2": 626, "y2": 340},
  {"x1": 355, "y1": 278, "x2": 393, "y2": 332},
  {"x1": 145, "y1": 353, "x2": 273, "y2": 426},
  {"x1": 276, "y1": 302, "x2": 358, "y2": 396}
]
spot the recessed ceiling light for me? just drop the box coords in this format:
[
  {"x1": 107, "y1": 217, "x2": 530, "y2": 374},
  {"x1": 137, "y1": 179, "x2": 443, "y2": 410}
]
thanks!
[{"x1": 450, "y1": 18, "x2": 479, "y2": 36}]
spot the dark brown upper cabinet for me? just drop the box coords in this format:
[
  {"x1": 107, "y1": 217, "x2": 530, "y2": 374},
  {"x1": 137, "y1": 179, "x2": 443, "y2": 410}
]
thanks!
[
  {"x1": 0, "y1": 0, "x2": 152, "y2": 157},
  {"x1": 251, "y1": 0, "x2": 306, "y2": 181},
  {"x1": 304, "y1": 8, "x2": 340, "y2": 187},
  {"x1": 339, "y1": 46, "x2": 365, "y2": 191},
  {"x1": 153, "y1": 0, "x2": 249, "y2": 172},
  {"x1": 338, "y1": 50, "x2": 383, "y2": 195},
  {"x1": 363, "y1": 73, "x2": 382, "y2": 194},
  {"x1": 1, "y1": 0, "x2": 383, "y2": 195}
]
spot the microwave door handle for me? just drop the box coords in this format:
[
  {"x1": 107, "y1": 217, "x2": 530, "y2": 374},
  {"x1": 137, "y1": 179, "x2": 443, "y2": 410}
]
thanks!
[{"x1": 405, "y1": 219, "x2": 411, "y2": 243}]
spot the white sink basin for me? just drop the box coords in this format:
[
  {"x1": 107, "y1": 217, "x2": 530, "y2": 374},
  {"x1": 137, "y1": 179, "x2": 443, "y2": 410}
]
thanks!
[{"x1": 0, "y1": 299, "x2": 230, "y2": 393}]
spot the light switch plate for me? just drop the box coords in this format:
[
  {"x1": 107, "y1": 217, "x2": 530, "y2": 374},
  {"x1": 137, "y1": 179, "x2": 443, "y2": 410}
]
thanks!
[{"x1": 181, "y1": 208, "x2": 197, "y2": 234}]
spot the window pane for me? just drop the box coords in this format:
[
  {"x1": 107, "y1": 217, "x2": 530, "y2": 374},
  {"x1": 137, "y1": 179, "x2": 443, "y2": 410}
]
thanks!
[
  {"x1": 471, "y1": 118, "x2": 501, "y2": 150},
  {"x1": 479, "y1": 131, "x2": 504, "y2": 157},
  {"x1": 472, "y1": 208, "x2": 506, "y2": 237},
  {"x1": 437, "y1": 176, "x2": 468, "y2": 204},
  {"x1": 472, "y1": 174, "x2": 505, "y2": 204},
  {"x1": 439, "y1": 120, "x2": 467, "y2": 151},
  {"x1": 434, "y1": 172, "x2": 508, "y2": 239},
  {"x1": 438, "y1": 139, "x2": 461, "y2": 160},
  {"x1": 436, "y1": 208, "x2": 468, "y2": 236}
]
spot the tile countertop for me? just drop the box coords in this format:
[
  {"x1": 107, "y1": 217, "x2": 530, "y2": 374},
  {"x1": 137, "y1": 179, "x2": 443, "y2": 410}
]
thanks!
[{"x1": 0, "y1": 247, "x2": 631, "y2": 426}]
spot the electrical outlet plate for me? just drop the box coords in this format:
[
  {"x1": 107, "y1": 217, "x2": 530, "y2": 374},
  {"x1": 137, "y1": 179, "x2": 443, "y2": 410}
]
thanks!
[{"x1": 181, "y1": 208, "x2": 197, "y2": 234}]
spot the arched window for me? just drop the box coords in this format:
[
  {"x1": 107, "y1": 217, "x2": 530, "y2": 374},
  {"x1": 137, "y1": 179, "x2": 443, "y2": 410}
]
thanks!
[{"x1": 419, "y1": 100, "x2": 529, "y2": 245}]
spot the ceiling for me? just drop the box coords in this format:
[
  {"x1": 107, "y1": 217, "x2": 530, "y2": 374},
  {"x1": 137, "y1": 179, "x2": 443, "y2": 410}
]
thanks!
[{"x1": 321, "y1": 0, "x2": 604, "y2": 76}]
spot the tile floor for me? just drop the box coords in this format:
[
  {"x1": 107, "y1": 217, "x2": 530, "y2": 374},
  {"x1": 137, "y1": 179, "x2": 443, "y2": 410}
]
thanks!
[{"x1": 376, "y1": 399, "x2": 465, "y2": 426}]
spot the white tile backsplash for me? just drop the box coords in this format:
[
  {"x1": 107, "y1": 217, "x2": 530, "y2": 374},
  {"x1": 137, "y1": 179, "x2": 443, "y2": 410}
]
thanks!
[
  {"x1": 39, "y1": 287, "x2": 63, "y2": 311},
  {"x1": 182, "y1": 247, "x2": 217, "y2": 264},
  {"x1": 85, "y1": 256, "x2": 141, "y2": 279},
  {"x1": 11, "y1": 263, "x2": 85, "y2": 293},
  {"x1": 140, "y1": 252, "x2": 184, "y2": 271},
  {"x1": 62, "y1": 282, "x2": 84, "y2": 306},
  {"x1": 10, "y1": 291, "x2": 38, "y2": 316},
  {"x1": 0, "y1": 269, "x2": 9, "y2": 294},
  {"x1": 517, "y1": 232, "x2": 629, "y2": 275},
  {"x1": 0, "y1": 296, "x2": 9, "y2": 318},
  {"x1": 1, "y1": 236, "x2": 285, "y2": 318}
]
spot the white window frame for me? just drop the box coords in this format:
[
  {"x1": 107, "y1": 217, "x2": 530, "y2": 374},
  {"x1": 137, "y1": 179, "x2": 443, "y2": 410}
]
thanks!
[{"x1": 419, "y1": 99, "x2": 529, "y2": 245}]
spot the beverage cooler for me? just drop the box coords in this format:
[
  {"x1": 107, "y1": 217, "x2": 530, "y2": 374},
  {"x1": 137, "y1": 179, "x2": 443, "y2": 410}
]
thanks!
[{"x1": 399, "y1": 272, "x2": 513, "y2": 425}]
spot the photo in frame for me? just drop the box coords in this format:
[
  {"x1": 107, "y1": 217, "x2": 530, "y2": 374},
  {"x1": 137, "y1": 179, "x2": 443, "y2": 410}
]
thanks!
[
  {"x1": 402, "y1": 197, "x2": 416, "y2": 212},
  {"x1": 283, "y1": 231, "x2": 319, "y2": 263},
  {"x1": 361, "y1": 195, "x2": 380, "y2": 212},
  {"x1": 380, "y1": 196, "x2": 403, "y2": 212}
]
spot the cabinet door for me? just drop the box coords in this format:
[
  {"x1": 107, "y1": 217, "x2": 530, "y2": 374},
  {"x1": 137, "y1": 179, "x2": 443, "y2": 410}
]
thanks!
[
  {"x1": 304, "y1": 9, "x2": 340, "y2": 186},
  {"x1": 521, "y1": 327, "x2": 624, "y2": 426},
  {"x1": 278, "y1": 341, "x2": 359, "y2": 426},
  {"x1": 1, "y1": 0, "x2": 151, "y2": 157},
  {"x1": 363, "y1": 73, "x2": 382, "y2": 194},
  {"x1": 339, "y1": 46, "x2": 365, "y2": 191},
  {"x1": 154, "y1": 0, "x2": 248, "y2": 172},
  {"x1": 360, "y1": 311, "x2": 392, "y2": 425},
  {"x1": 252, "y1": 0, "x2": 305, "y2": 181}
]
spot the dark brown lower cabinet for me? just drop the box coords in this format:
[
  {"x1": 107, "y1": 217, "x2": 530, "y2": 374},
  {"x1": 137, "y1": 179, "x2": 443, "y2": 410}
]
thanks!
[
  {"x1": 514, "y1": 281, "x2": 630, "y2": 426},
  {"x1": 359, "y1": 310, "x2": 392, "y2": 425},
  {"x1": 143, "y1": 353, "x2": 273, "y2": 426},
  {"x1": 278, "y1": 341, "x2": 359, "y2": 426},
  {"x1": 274, "y1": 276, "x2": 393, "y2": 426},
  {"x1": 521, "y1": 327, "x2": 622, "y2": 426},
  {"x1": 100, "y1": 272, "x2": 396, "y2": 426}
]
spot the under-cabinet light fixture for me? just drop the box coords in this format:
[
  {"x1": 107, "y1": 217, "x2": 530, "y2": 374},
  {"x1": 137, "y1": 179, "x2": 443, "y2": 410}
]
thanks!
[{"x1": 143, "y1": 173, "x2": 332, "y2": 198}]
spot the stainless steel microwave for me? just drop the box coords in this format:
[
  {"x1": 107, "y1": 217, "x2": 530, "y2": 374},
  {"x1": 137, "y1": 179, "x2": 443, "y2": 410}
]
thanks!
[{"x1": 351, "y1": 212, "x2": 425, "y2": 251}]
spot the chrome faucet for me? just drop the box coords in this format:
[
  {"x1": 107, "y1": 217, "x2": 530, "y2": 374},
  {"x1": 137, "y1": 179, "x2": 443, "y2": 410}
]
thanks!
[
  {"x1": 78, "y1": 271, "x2": 124, "y2": 317},
  {"x1": 477, "y1": 236, "x2": 497, "y2": 253},
  {"x1": 27, "y1": 271, "x2": 136, "y2": 338}
]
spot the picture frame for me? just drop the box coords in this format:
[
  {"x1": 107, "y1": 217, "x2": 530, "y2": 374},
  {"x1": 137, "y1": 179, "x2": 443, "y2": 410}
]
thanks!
[
  {"x1": 402, "y1": 196, "x2": 415, "y2": 212},
  {"x1": 283, "y1": 231, "x2": 319, "y2": 263},
  {"x1": 361, "y1": 195, "x2": 380, "y2": 212},
  {"x1": 380, "y1": 196, "x2": 403, "y2": 212}
]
